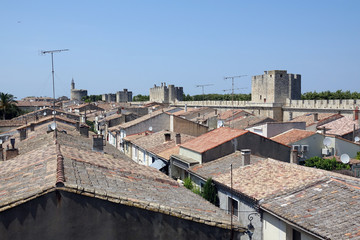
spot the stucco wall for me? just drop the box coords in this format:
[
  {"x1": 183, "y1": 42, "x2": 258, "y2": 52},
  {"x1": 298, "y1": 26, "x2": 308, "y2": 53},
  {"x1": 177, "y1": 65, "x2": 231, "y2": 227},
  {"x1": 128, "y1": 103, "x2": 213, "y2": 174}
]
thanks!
[
  {"x1": 218, "y1": 188, "x2": 262, "y2": 240},
  {"x1": 171, "y1": 115, "x2": 208, "y2": 137},
  {"x1": 0, "y1": 190, "x2": 245, "y2": 240}
]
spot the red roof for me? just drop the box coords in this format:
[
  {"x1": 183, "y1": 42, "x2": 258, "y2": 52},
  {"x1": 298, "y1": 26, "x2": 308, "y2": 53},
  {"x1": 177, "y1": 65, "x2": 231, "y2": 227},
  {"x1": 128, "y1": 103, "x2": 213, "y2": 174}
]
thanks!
[{"x1": 180, "y1": 127, "x2": 247, "y2": 153}]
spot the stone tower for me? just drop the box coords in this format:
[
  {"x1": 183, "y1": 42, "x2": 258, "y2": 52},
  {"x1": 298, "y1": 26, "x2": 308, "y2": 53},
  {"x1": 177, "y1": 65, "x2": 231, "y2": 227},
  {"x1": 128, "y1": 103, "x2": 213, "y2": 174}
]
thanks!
[
  {"x1": 251, "y1": 70, "x2": 301, "y2": 104},
  {"x1": 71, "y1": 78, "x2": 75, "y2": 90}
]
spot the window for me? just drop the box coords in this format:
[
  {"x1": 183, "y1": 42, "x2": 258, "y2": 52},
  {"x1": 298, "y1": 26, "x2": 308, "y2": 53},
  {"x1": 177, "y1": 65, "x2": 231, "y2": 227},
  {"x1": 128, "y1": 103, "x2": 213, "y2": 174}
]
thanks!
[
  {"x1": 280, "y1": 74, "x2": 283, "y2": 77},
  {"x1": 293, "y1": 229, "x2": 301, "y2": 240},
  {"x1": 292, "y1": 145, "x2": 300, "y2": 151},
  {"x1": 228, "y1": 197, "x2": 239, "y2": 217},
  {"x1": 260, "y1": 95, "x2": 262, "y2": 100}
]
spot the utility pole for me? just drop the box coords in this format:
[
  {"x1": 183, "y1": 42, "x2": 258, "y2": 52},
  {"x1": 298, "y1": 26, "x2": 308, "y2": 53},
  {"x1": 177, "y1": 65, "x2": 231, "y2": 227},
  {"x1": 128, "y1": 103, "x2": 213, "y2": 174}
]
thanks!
[
  {"x1": 41, "y1": 49, "x2": 69, "y2": 137},
  {"x1": 196, "y1": 84, "x2": 214, "y2": 106}
]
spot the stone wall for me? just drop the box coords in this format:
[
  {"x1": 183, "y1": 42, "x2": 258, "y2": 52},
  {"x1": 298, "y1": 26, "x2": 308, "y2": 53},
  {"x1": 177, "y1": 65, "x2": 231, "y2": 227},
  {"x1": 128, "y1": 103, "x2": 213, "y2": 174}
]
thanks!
[{"x1": 150, "y1": 83, "x2": 183, "y2": 103}]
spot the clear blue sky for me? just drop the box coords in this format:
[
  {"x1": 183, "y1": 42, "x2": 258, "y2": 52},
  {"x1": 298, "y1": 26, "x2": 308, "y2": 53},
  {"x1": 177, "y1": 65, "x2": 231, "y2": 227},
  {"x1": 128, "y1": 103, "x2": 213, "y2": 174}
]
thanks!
[{"x1": 1, "y1": 0, "x2": 359, "y2": 99}]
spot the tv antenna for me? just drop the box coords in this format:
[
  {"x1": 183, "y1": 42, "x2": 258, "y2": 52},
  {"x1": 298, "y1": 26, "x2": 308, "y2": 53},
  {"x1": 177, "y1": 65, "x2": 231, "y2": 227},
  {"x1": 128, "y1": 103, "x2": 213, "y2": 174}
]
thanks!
[
  {"x1": 196, "y1": 84, "x2": 213, "y2": 106},
  {"x1": 41, "y1": 49, "x2": 69, "y2": 137},
  {"x1": 224, "y1": 75, "x2": 247, "y2": 105}
]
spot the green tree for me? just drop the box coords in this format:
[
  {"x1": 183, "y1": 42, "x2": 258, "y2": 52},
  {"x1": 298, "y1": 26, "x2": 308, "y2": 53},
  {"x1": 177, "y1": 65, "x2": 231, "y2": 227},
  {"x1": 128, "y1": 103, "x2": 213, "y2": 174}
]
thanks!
[
  {"x1": 183, "y1": 177, "x2": 193, "y2": 190},
  {"x1": 356, "y1": 152, "x2": 360, "y2": 160},
  {"x1": 0, "y1": 93, "x2": 18, "y2": 120},
  {"x1": 133, "y1": 94, "x2": 150, "y2": 102},
  {"x1": 202, "y1": 178, "x2": 217, "y2": 205},
  {"x1": 305, "y1": 156, "x2": 350, "y2": 170}
]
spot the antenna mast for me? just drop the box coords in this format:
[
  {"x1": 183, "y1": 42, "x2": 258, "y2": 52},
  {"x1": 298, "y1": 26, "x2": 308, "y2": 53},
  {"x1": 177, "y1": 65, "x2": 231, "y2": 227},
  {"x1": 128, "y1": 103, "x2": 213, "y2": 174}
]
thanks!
[
  {"x1": 41, "y1": 49, "x2": 69, "y2": 137},
  {"x1": 196, "y1": 84, "x2": 214, "y2": 106},
  {"x1": 224, "y1": 75, "x2": 247, "y2": 106}
]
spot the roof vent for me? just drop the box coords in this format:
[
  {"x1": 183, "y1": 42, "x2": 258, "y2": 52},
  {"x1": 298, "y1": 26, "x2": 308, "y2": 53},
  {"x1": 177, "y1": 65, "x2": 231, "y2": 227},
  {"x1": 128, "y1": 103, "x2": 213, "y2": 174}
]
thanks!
[{"x1": 241, "y1": 149, "x2": 251, "y2": 166}]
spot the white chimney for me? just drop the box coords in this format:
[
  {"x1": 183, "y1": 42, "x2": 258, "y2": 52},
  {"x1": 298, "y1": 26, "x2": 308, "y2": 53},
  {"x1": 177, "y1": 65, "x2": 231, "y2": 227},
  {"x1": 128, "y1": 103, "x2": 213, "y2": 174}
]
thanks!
[{"x1": 241, "y1": 149, "x2": 251, "y2": 166}]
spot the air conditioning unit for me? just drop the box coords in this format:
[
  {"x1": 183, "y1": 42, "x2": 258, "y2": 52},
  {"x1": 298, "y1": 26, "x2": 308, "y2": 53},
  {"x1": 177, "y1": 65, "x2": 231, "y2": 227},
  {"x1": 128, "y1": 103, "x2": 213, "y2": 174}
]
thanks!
[
  {"x1": 301, "y1": 145, "x2": 309, "y2": 152},
  {"x1": 322, "y1": 148, "x2": 330, "y2": 156}
]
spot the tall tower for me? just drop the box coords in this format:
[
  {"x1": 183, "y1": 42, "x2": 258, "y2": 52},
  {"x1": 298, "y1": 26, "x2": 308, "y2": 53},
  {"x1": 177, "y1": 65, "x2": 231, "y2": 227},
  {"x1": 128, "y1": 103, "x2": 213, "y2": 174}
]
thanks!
[
  {"x1": 251, "y1": 70, "x2": 301, "y2": 104},
  {"x1": 71, "y1": 78, "x2": 75, "y2": 90}
]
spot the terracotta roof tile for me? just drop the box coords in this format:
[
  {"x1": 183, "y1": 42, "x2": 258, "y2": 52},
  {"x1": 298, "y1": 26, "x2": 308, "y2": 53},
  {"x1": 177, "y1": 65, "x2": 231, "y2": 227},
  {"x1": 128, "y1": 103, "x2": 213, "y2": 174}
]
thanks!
[
  {"x1": 290, "y1": 113, "x2": 342, "y2": 127},
  {"x1": 213, "y1": 158, "x2": 327, "y2": 200},
  {"x1": 319, "y1": 115, "x2": 360, "y2": 136},
  {"x1": 271, "y1": 129, "x2": 317, "y2": 145},
  {"x1": 261, "y1": 177, "x2": 360, "y2": 239},
  {"x1": 130, "y1": 130, "x2": 195, "y2": 155},
  {"x1": 181, "y1": 127, "x2": 247, "y2": 153}
]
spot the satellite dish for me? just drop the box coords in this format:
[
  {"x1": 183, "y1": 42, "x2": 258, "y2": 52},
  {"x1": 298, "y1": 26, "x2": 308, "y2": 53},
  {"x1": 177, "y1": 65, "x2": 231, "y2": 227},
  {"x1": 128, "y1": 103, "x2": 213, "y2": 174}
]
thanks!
[
  {"x1": 355, "y1": 136, "x2": 360, "y2": 142},
  {"x1": 43, "y1": 112, "x2": 47, "y2": 116},
  {"x1": 50, "y1": 122, "x2": 57, "y2": 131},
  {"x1": 323, "y1": 137, "x2": 332, "y2": 147},
  {"x1": 149, "y1": 126, "x2": 153, "y2": 131},
  {"x1": 0, "y1": 139, "x2": 3, "y2": 144},
  {"x1": 340, "y1": 154, "x2": 350, "y2": 164},
  {"x1": 52, "y1": 111, "x2": 56, "y2": 115}
]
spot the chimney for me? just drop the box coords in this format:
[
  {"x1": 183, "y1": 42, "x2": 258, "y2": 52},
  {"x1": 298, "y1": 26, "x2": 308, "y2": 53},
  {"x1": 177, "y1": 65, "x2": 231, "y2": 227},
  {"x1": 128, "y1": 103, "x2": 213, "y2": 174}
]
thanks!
[
  {"x1": 175, "y1": 133, "x2": 181, "y2": 145},
  {"x1": 354, "y1": 107, "x2": 359, "y2": 121},
  {"x1": 0, "y1": 143, "x2": 3, "y2": 161},
  {"x1": 6, "y1": 138, "x2": 19, "y2": 160},
  {"x1": 313, "y1": 113, "x2": 318, "y2": 122},
  {"x1": 79, "y1": 124, "x2": 89, "y2": 138},
  {"x1": 93, "y1": 135, "x2": 104, "y2": 152},
  {"x1": 164, "y1": 133, "x2": 171, "y2": 142},
  {"x1": 30, "y1": 123, "x2": 35, "y2": 131},
  {"x1": 241, "y1": 149, "x2": 251, "y2": 166},
  {"x1": 19, "y1": 128, "x2": 27, "y2": 141},
  {"x1": 290, "y1": 149, "x2": 298, "y2": 164},
  {"x1": 76, "y1": 121, "x2": 80, "y2": 131},
  {"x1": 185, "y1": 104, "x2": 187, "y2": 112},
  {"x1": 321, "y1": 126, "x2": 326, "y2": 135},
  {"x1": 10, "y1": 138, "x2": 15, "y2": 149}
]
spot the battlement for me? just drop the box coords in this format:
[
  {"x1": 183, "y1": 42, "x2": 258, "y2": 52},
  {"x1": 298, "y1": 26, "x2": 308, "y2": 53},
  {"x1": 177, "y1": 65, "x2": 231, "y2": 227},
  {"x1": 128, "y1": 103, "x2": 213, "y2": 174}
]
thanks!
[
  {"x1": 285, "y1": 99, "x2": 360, "y2": 110},
  {"x1": 150, "y1": 82, "x2": 183, "y2": 103}
]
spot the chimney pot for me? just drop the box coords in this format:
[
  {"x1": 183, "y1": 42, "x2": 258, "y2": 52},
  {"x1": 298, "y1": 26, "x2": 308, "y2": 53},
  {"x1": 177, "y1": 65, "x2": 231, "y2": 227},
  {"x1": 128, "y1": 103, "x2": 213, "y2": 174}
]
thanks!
[
  {"x1": 241, "y1": 149, "x2": 251, "y2": 166},
  {"x1": 313, "y1": 113, "x2": 318, "y2": 122},
  {"x1": 354, "y1": 107, "x2": 359, "y2": 121}
]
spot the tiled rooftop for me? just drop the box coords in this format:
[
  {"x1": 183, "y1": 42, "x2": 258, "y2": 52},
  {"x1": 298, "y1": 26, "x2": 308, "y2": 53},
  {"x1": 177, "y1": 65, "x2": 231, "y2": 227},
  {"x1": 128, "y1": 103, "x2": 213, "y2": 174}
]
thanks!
[
  {"x1": 218, "y1": 109, "x2": 250, "y2": 121},
  {"x1": 261, "y1": 177, "x2": 360, "y2": 239},
  {"x1": 190, "y1": 151, "x2": 266, "y2": 179},
  {"x1": 181, "y1": 127, "x2": 247, "y2": 153},
  {"x1": 130, "y1": 130, "x2": 195, "y2": 155},
  {"x1": 0, "y1": 127, "x2": 242, "y2": 231},
  {"x1": 270, "y1": 129, "x2": 317, "y2": 145},
  {"x1": 114, "y1": 109, "x2": 167, "y2": 131},
  {"x1": 226, "y1": 115, "x2": 275, "y2": 129},
  {"x1": 290, "y1": 113, "x2": 343, "y2": 127},
  {"x1": 319, "y1": 115, "x2": 360, "y2": 136},
  {"x1": 213, "y1": 158, "x2": 327, "y2": 200}
]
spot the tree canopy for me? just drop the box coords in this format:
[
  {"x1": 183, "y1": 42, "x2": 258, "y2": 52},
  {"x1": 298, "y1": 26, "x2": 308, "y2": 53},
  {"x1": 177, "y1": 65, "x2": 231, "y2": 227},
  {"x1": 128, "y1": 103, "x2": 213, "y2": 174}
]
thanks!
[{"x1": 0, "y1": 93, "x2": 19, "y2": 120}]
